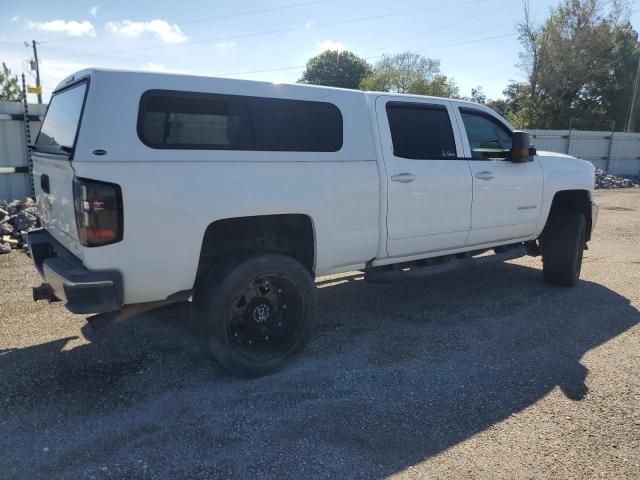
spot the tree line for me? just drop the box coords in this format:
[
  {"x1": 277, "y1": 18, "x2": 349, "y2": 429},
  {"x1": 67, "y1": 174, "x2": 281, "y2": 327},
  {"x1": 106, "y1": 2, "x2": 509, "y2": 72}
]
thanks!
[{"x1": 299, "y1": 0, "x2": 640, "y2": 132}]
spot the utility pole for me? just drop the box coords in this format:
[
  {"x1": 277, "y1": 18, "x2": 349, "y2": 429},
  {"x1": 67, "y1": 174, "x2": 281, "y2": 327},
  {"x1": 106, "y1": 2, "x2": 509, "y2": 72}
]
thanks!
[
  {"x1": 626, "y1": 56, "x2": 640, "y2": 133},
  {"x1": 30, "y1": 40, "x2": 42, "y2": 104}
]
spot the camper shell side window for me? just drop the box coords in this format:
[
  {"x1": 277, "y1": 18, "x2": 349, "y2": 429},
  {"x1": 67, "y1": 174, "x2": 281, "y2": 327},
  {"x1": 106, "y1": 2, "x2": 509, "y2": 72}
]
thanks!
[{"x1": 138, "y1": 90, "x2": 343, "y2": 152}]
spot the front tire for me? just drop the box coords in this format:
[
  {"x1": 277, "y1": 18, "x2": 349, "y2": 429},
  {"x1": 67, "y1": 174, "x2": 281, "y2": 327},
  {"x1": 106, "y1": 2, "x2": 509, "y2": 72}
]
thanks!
[
  {"x1": 540, "y1": 209, "x2": 586, "y2": 287},
  {"x1": 193, "y1": 254, "x2": 317, "y2": 378}
]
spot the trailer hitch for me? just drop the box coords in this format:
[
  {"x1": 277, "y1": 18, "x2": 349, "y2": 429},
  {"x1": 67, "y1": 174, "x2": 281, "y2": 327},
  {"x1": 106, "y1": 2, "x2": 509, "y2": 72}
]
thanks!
[{"x1": 32, "y1": 283, "x2": 59, "y2": 303}]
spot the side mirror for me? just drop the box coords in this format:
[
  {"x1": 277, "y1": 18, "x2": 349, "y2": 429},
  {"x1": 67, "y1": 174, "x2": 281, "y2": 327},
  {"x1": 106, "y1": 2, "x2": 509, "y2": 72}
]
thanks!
[{"x1": 510, "y1": 131, "x2": 536, "y2": 163}]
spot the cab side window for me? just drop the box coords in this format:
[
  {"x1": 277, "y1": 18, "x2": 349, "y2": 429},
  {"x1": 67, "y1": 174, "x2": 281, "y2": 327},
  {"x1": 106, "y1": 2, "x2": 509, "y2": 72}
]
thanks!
[
  {"x1": 460, "y1": 109, "x2": 513, "y2": 160},
  {"x1": 386, "y1": 102, "x2": 457, "y2": 160}
]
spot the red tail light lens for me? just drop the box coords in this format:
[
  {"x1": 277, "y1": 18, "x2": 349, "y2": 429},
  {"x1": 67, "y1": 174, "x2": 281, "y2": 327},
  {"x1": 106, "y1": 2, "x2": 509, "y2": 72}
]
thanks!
[{"x1": 73, "y1": 177, "x2": 123, "y2": 247}]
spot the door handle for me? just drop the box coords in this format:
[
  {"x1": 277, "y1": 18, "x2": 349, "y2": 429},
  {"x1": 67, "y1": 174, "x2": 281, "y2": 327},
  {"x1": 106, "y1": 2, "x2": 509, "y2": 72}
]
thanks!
[
  {"x1": 475, "y1": 171, "x2": 494, "y2": 181},
  {"x1": 391, "y1": 173, "x2": 416, "y2": 184}
]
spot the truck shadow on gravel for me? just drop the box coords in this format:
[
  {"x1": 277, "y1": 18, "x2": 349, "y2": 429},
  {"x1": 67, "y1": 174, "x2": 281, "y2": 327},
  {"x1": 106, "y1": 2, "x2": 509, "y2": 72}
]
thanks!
[{"x1": 1, "y1": 262, "x2": 639, "y2": 478}]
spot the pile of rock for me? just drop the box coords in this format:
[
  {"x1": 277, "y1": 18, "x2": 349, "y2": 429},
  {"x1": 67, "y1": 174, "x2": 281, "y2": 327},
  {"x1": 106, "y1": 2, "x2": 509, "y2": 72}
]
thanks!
[
  {"x1": 595, "y1": 169, "x2": 640, "y2": 189},
  {"x1": 0, "y1": 198, "x2": 40, "y2": 255}
]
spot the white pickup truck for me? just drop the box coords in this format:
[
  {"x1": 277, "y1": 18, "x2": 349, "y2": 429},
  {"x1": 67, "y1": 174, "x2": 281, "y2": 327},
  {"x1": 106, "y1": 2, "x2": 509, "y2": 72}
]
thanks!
[{"x1": 28, "y1": 68, "x2": 598, "y2": 377}]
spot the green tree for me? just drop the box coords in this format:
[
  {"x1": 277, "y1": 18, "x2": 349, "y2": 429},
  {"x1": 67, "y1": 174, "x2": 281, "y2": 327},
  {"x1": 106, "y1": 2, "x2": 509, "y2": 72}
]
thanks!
[
  {"x1": 469, "y1": 86, "x2": 487, "y2": 105},
  {"x1": 499, "y1": 81, "x2": 536, "y2": 128},
  {"x1": 593, "y1": 24, "x2": 640, "y2": 131},
  {"x1": 299, "y1": 50, "x2": 371, "y2": 89},
  {"x1": 360, "y1": 52, "x2": 459, "y2": 98},
  {"x1": 0, "y1": 63, "x2": 24, "y2": 102},
  {"x1": 515, "y1": 0, "x2": 640, "y2": 130}
]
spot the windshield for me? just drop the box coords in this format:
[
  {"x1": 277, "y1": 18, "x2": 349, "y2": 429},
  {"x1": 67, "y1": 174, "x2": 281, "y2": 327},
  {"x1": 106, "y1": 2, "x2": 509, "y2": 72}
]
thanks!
[{"x1": 35, "y1": 82, "x2": 87, "y2": 156}]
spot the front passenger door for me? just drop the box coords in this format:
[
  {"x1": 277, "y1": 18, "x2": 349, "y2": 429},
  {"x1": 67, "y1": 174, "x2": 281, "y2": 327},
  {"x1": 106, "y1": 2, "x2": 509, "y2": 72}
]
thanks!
[{"x1": 454, "y1": 105, "x2": 543, "y2": 246}]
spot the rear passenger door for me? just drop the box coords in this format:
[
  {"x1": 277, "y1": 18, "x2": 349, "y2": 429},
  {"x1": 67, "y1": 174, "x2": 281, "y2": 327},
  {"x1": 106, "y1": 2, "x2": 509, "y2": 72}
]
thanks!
[{"x1": 376, "y1": 97, "x2": 472, "y2": 258}]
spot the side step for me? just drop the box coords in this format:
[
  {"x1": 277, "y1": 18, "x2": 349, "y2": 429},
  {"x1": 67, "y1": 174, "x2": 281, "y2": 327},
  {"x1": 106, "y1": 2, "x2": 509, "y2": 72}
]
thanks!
[{"x1": 364, "y1": 244, "x2": 527, "y2": 284}]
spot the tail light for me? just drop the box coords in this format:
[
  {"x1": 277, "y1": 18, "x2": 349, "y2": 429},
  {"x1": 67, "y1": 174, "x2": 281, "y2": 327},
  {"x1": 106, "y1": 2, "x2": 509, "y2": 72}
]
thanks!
[{"x1": 73, "y1": 177, "x2": 123, "y2": 247}]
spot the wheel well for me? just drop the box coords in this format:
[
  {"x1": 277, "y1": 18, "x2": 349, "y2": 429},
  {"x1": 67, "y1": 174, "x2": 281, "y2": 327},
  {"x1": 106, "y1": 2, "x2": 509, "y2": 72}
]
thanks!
[
  {"x1": 546, "y1": 190, "x2": 592, "y2": 241},
  {"x1": 194, "y1": 214, "x2": 315, "y2": 287}
]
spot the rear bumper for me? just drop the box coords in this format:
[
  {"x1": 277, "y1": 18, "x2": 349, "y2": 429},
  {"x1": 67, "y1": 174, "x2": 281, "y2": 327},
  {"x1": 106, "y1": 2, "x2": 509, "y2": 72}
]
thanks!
[{"x1": 27, "y1": 229, "x2": 123, "y2": 314}]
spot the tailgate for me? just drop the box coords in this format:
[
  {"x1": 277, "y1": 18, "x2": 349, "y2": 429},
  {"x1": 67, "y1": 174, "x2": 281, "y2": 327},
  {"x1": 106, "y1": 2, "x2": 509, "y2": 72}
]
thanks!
[
  {"x1": 32, "y1": 153, "x2": 80, "y2": 252},
  {"x1": 32, "y1": 80, "x2": 88, "y2": 256}
]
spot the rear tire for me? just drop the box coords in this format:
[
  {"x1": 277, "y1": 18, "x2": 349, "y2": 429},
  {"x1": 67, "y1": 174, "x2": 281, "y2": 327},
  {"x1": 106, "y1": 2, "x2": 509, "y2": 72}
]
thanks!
[
  {"x1": 540, "y1": 209, "x2": 586, "y2": 287},
  {"x1": 193, "y1": 253, "x2": 317, "y2": 378}
]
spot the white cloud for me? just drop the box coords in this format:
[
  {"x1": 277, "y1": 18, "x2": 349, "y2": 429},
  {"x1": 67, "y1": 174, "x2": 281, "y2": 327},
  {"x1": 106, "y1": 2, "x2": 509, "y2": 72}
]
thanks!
[
  {"x1": 305, "y1": 20, "x2": 315, "y2": 30},
  {"x1": 215, "y1": 40, "x2": 236, "y2": 48},
  {"x1": 89, "y1": 7, "x2": 99, "y2": 18},
  {"x1": 105, "y1": 19, "x2": 187, "y2": 44},
  {"x1": 10, "y1": 15, "x2": 19, "y2": 22},
  {"x1": 318, "y1": 40, "x2": 346, "y2": 52},
  {"x1": 28, "y1": 19, "x2": 96, "y2": 37}
]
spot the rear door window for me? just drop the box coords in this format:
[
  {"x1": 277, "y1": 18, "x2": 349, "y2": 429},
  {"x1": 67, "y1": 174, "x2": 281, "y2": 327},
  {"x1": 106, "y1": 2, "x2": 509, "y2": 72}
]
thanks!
[
  {"x1": 386, "y1": 103, "x2": 457, "y2": 160},
  {"x1": 35, "y1": 82, "x2": 87, "y2": 156}
]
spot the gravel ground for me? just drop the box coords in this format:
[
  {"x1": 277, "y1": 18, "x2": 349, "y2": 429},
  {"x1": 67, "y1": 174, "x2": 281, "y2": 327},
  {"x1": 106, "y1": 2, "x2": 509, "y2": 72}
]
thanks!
[{"x1": 0, "y1": 190, "x2": 638, "y2": 479}]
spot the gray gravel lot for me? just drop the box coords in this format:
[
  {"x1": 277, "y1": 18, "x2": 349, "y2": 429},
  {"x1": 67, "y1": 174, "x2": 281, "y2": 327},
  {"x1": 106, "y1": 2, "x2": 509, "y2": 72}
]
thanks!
[{"x1": 1, "y1": 190, "x2": 639, "y2": 479}]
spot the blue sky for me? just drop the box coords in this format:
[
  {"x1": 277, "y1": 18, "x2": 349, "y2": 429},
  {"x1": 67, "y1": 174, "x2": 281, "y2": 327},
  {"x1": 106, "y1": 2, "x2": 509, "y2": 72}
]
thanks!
[{"x1": 2, "y1": 0, "x2": 639, "y2": 102}]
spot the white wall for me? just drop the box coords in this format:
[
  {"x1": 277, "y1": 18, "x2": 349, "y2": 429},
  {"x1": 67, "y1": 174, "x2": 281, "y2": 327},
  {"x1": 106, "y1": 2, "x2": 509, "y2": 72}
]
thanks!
[
  {"x1": 529, "y1": 129, "x2": 640, "y2": 176},
  {"x1": 0, "y1": 102, "x2": 46, "y2": 201}
]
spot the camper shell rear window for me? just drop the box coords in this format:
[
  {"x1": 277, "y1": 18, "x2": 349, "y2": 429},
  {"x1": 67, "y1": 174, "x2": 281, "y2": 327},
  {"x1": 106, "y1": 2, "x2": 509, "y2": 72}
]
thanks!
[
  {"x1": 35, "y1": 81, "x2": 88, "y2": 157},
  {"x1": 138, "y1": 90, "x2": 343, "y2": 152}
]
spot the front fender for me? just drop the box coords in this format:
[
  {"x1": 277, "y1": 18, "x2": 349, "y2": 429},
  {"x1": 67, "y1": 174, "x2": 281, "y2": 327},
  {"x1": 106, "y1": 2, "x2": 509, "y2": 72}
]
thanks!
[{"x1": 535, "y1": 154, "x2": 595, "y2": 237}]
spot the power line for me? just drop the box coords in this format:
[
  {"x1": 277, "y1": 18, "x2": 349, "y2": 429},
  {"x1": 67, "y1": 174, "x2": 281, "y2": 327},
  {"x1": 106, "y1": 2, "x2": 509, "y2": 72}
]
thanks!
[
  {"x1": 435, "y1": 32, "x2": 516, "y2": 48},
  {"x1": 364, "y1": 4, "x2": 506, "y2": 54},
  {"x1": 51, "y1": 25, "x2": 302, "y2": 58},
  {"x1": 43, "y1": 0, "x2": 492, "y2": 60},
  {"x1": 309, "y1": 0, "x2": 490, "y2": 30},
  {"x1": 46, "y1": 29, "x2": 510, "y2": 80},
  {"x1": 38, "y1": 0, "x2": 337, "y2": 45},
  {"x1": 210, "y1": 30, "x2": 517, "y2": 78},
  {"x1": 32, "y1": 1, "x2": 513, "y2": 91},
  {"x1": 181, "y1": 0, "x2": 336, "y2": 25},
  {"x1": 36, "y1": 28, "x2": 518, "y2": 95}
]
